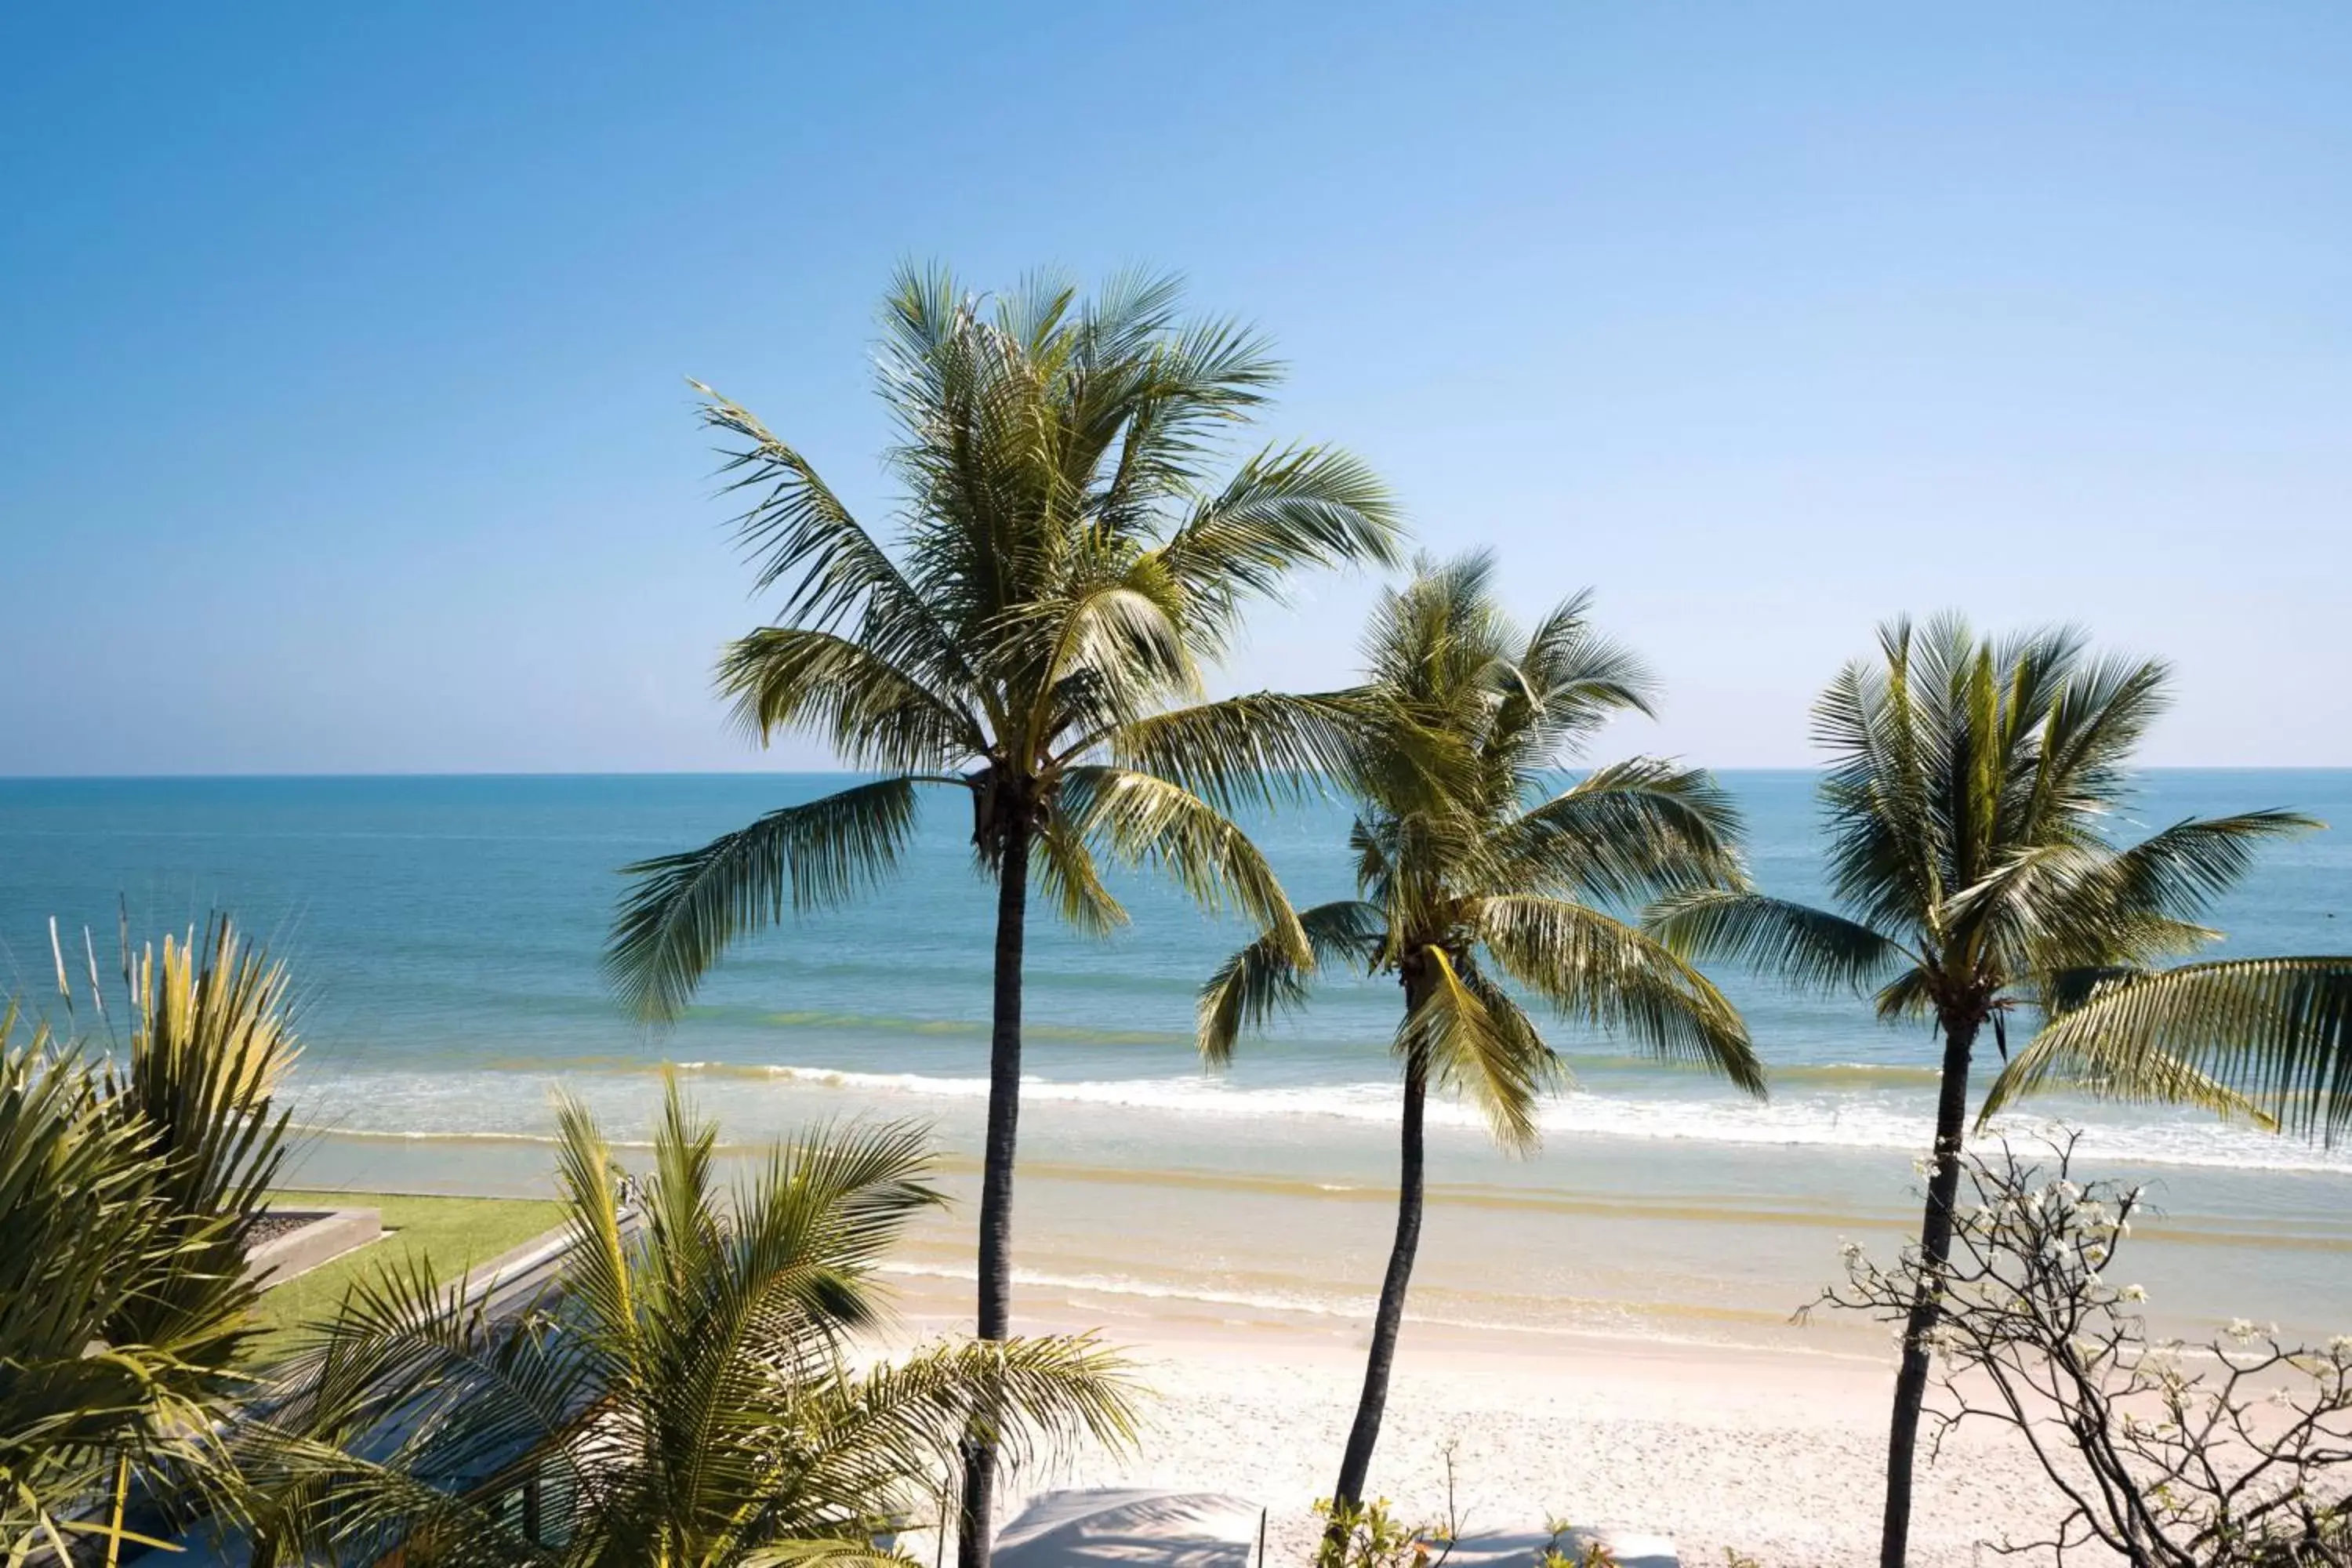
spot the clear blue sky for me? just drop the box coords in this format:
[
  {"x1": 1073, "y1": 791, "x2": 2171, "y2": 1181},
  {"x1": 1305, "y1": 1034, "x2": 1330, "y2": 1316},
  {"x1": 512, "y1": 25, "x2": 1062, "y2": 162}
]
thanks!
[{"x1": 4, "y1": 3, "x2": 2347, "y2": 774}]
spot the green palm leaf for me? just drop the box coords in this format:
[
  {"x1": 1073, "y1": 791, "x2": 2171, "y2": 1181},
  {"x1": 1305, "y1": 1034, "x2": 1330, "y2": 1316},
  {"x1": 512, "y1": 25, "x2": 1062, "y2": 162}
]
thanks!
[
  {"x1": 607, "y1": 778, "x2": 924, "y2": 1022},
  {"x1": 719, "y1": 627, "x2": 983, "y2": 774},
  {"x1": 1104, "y1": 688, "x2": 1381, "y2": 810},
  {"x1": 1503, "y1": 759, "x2": 1748, "y2": 906},
  {"x1": 1982, "y1": 958, "x2": 2352, "y2": 1142},
  {"x1": 1059, "y1": 766, "x2": 1308, "y2": 961},
  {"x1": 1196, "y1": 900, "x2": 1387, "y2": 1065},
  {"x1": 1476, "y1": 895, "x2": 1763, "y2": 1096},
  {"x1": 1149, "y1": 445, "x2": 1403, "y2": 649},
  {"x1": 1394, "y1": 949, "x2": 1555, "y2": 1152},
  {"x1": 1644, "y1": 887, "x2": 1907, "y2": 993}
]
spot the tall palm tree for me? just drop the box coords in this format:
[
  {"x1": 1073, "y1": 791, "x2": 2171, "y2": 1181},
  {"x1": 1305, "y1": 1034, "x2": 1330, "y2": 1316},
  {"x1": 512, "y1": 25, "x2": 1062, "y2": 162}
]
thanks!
[
  {"x1": 244, "y1": 1084, "x2": 1139, "y2": 1568},
  {"x1": 1196, "y1": 555, "x2": 1762, "y2": 1515},
  {"x1": 1645, "y1": 615, "x2": 2325, "y2": 1568},
  {"x1": 0, "y1": 917, "x2": 299, "y2": 1564},
  {"x1": 605, "y1": 264, "x2": 1401, "y2": 1564}
]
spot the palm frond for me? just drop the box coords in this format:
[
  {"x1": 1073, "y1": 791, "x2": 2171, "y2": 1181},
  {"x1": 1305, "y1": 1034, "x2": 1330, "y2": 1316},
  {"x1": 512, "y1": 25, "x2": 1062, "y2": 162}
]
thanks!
[
  {"x1": 97, "y1": 918, "x2": 300, "y2": 1366},
  {"x1": 1148, "y1": 445, "x2": 1403, "y2": 650},
  {"x1": 1477, "y1": 896, "x2": 1765, "y2": 1096},
  {"x1": 1643, "y1": 888, "x2": 1906, "y2": 995},
  {"x1": 1482, "y1": 591, "x2": 1657, "y2": 778},
  {"x1": 1102, "y1": 688, "x2": 1380, "y2": 811},
  {"x1": 799, "y1": 1334, "x2": 1142, "y2": 1504},
  {"x1": 1058, "y1": 767, "x2": 1307, "y2": 962},
  {"x1": 549, "y1": 1088, "x2": 635, "y2": 1354},
  {"x1": 1396, "y1": 947, "x2": 1555, "y2": 1152},
  {"x1": 2095, "y1": 811, "x2": 2318, "y2": 922},
  {"x1": 0, "y1": 1011, "x2": 209, "y2": 1552},
  {"x1": 695, "y1": 384, "x2": 973, "y2": 703},
  {"x1": 1196, "y1": 901, "x2": 1388, "y2": 1065},
  {"x1": 1032, "y1": 814, "x2": 1129, "y2": 939},
  {"x1": 1981, "y1": 958, "x2": 2352, "y2": 1144},
  {"x1": 1501, "y1": 759, "x2": 1748, "y2": 906},
  {"x1": 719, "y1": 627, "x2": 983, "y2": 775},
  {"x1": 607, "y1": 778, "x2": 924, "y2": 1022},
  {"x1": 1944, "y1": 811, "x2": 2315, "y2": 982}
]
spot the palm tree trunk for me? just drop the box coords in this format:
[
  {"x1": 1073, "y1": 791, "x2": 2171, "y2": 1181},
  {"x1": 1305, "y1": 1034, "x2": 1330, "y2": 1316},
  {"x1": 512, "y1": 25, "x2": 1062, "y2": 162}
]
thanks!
[
  {"x1": 957, "y1": 826, "x2": 1029, "y2": 1568},
  {"x1": 1333, "y1": 1040, "x2": 1428, "y2": 1512},
  {"x1": 1879, "y1": 1014, "x2": 1980, "y2": 1568}
]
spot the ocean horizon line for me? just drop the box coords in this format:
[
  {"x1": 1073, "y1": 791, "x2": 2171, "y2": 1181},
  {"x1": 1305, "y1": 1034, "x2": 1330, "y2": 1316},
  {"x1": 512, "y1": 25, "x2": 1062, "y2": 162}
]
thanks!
[{"x1": 5, "y1": 764, "x2": 2348, "y2": 784}]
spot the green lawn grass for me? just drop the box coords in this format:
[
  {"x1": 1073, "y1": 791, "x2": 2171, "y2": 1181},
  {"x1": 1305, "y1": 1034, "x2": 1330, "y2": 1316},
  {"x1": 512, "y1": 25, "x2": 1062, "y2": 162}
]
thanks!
[{"x1": 247, "y1": 1190, "x2": 566, "y2": 1363}]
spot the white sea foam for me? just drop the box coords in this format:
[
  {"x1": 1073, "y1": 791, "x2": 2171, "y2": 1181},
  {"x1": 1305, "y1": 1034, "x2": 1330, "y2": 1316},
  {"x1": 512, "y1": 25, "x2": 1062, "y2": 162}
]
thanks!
[
  {"x1": 298, "y1": 1060, "x2": 2352, "y2": 1176},
  {"x1": 720, "y1": 1062, "x2": 2352, "y2": 1174}
]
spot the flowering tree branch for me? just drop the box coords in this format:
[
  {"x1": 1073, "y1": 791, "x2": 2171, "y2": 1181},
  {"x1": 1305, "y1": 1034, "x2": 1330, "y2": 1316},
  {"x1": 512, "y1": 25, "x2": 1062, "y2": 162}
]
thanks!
[{"x1": 1808, "y1": 1133, "x2": 2352, "y2": 1566}]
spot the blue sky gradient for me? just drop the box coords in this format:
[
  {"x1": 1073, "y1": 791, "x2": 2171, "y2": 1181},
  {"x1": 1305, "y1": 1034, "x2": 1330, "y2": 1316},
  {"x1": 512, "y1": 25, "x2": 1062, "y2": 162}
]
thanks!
[{"x1": 4, "y1": 4, "x2": 2347, "y2": 773}]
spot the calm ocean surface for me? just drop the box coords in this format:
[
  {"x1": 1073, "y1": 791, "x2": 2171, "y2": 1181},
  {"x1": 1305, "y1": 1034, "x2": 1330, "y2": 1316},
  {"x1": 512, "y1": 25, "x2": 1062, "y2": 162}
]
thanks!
[{"x1": 5, "y1": 771, "x2": 2348, "y2": 1351}]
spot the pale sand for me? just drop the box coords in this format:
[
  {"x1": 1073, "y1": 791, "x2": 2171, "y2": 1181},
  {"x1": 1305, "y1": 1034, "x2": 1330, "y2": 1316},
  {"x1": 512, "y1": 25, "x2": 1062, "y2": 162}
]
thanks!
[{"x1": 880, "y1": 1276, "x2": 2065, "y2": 1568}]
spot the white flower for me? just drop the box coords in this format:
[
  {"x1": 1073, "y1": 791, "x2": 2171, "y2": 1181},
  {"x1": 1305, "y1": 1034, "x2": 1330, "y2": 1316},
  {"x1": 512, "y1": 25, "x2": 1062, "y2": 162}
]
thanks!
[
  {"x1": 2225, "y1": 1318, "x2": 2259, "y2": 1343},
  {"x1": 2120, "y1": 1284, "x2": 2148, "y2": 1303},
  {"x1": 2327, "y1": 1334, "x2": 2352, "y2": 1356}
]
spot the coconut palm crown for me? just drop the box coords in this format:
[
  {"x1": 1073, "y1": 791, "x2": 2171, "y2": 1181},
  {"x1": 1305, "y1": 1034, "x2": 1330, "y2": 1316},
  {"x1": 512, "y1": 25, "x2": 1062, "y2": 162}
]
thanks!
[
  {"x1": 1198, "y1": 554, "x2": 1762, "y2": 1512},
  {"x1": 1643, "y1": 614, "x2": 2326, "y2": 1568},
  {"x1": 604, "y1": 265, "x2": 1402, "y2": 1565}
]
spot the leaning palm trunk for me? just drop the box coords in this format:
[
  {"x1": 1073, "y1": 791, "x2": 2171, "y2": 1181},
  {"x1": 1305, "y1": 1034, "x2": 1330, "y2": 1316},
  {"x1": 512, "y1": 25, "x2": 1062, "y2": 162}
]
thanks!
[
  {"x1": 1879, "y1": 1014, "x2": 1977, "y2": 1568},
  {"x1": 1334, "y1": 1040, "x2": 1428, "y2": 1511},
  {"x1": 1200, "y1": 557, "x2": 1763, "y2": 1521}
]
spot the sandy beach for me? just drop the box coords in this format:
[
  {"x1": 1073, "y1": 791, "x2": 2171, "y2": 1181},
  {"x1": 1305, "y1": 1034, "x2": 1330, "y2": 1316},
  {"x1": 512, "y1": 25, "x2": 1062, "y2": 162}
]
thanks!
[
  {"x1": 879, "y1": 1272, "x2": 2059, "y2": 1568},
  {"x1": 290, "y1": 1099, "x2": 2349, "y2": 1568}
]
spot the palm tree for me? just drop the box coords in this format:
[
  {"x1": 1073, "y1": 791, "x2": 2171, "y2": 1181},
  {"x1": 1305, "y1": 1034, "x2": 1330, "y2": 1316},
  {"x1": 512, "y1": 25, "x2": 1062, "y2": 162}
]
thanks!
[
  {"x1": 0, "y1": 917, "x2": 299, "y2": 1565},
  {"x1": 605, "y1": 265, "x2": 1399, "y2": 1565},
  {"x1": 245, "y1": 1083, "x2": 1139, "y2": 1568},
  {"x1": 1645, "y1": 615, "x2": 2325, "y2": 1568},
  {"x1": 1196, "y1": 554, "x2": 1762, "y2": 1517}
]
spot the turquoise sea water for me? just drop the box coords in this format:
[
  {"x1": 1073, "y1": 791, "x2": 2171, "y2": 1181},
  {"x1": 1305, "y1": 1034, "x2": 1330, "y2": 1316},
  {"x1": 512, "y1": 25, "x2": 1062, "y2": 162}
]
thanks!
[{"x1": 5, "y1": 771, "x2": 2348, "y2": 1350}]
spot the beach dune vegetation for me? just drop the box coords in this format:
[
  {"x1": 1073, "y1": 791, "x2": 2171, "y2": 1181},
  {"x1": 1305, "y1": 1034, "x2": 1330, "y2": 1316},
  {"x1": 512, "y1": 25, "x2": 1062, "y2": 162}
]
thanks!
[
  {"x1": 1198, "y1": 553, "x2": 1762, "y2": 1519},
  {"x1": 0, "y1": 917, "x2": 298, "y2": 1565},
  {"x1": 604, "y1": 263, "x2": 1403, "y2": 1565},
  {"x1": 241, "y1": 1082, "x2": 1141, "y2": 1568}
]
